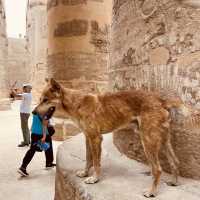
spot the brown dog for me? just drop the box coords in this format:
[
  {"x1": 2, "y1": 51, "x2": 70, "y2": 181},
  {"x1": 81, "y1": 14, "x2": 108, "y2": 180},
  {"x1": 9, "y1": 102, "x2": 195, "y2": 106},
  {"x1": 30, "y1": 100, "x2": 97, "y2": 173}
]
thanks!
[{"x1": 35, "y1": 78, "x2": 183, "y2": 198}]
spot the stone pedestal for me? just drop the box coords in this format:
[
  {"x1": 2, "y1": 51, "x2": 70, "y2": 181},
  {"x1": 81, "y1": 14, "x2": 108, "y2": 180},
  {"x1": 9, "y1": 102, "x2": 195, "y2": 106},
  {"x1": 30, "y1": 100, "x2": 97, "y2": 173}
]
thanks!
[
  {"x1": 52, "y1": 118, "x2": 81, "y2": 141},
  {"x1": 55, "y1": 134, "x2": 200, "y2": 200}
]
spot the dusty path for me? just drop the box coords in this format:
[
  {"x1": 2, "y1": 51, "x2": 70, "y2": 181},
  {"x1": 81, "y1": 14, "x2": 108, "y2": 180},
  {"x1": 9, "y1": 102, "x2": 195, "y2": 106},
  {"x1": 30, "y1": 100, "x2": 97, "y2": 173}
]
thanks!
[{"x1": 0, "y1": 101, "x2": 61, "y2": 200}]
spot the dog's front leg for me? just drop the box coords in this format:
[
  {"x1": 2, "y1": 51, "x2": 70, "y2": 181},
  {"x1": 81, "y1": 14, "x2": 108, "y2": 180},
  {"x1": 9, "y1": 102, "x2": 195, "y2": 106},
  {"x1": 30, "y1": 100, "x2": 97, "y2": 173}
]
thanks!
[
  {"x1": 84, "y1": 135, "x2": 103, "y2": 184},
  {"x1": 76, "y1": 136, "x2": 93, "y2": 178}
]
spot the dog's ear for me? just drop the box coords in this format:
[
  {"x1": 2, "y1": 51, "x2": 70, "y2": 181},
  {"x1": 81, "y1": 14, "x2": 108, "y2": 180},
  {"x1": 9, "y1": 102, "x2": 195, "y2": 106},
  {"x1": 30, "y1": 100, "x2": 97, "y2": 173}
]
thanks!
[{"x1": 50, "y1": 78, "x2": 61, "y2": 91}]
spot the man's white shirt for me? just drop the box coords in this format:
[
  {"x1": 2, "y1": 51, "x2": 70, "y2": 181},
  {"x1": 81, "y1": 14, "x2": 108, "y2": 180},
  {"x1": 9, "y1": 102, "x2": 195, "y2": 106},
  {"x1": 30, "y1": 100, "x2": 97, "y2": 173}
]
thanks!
[{"x1": 20, "y1": 93, "x2": 32, "y2": 113}]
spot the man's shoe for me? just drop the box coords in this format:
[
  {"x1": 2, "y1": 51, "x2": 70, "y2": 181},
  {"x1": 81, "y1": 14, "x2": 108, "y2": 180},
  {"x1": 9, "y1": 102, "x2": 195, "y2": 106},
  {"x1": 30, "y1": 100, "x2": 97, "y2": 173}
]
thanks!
[
  {"x1": 17, "y1": 167, "x2": 29, "y2": 177},
  {"x1": 46, "y1": 163, "x2": 56, "y2": 169},
  {"x1": 18, "y1": 143, "x2": 29, "y2": 147}
]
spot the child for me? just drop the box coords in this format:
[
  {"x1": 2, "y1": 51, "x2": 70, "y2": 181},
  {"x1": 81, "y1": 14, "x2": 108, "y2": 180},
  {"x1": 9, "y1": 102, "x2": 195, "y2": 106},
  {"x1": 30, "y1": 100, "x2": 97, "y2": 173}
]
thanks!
[{"x1": 18, "y1": 107, "x2": 56, "y2": 176}]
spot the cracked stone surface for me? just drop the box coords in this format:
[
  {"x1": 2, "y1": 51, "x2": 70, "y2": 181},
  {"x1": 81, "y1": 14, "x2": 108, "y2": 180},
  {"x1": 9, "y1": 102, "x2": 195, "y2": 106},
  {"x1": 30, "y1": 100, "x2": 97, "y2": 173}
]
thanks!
[{"x1": 55, "y1": 134, "x2": 200, "y2": 200}]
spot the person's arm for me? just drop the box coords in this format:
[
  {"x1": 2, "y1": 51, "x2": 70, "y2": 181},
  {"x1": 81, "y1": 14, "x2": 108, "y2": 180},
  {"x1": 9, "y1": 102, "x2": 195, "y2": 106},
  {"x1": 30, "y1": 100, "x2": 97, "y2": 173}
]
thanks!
[
  {"x1": 41, "y1": 119, "x2": 48, "y2": 143},
  {"x1": 11, "y1": 89, "x2": 23, "y2": 98}
]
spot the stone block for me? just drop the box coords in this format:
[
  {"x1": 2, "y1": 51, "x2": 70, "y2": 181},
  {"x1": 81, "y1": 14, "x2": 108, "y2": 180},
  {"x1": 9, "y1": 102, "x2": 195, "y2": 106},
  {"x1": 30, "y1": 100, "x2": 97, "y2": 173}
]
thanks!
[
  {"x1": 55, "y1": 134, "x2": 200, "y2": 200},
  {"x1": 52, "y1": 118, "x2": 81, "y2": 141},
  {"x1": 113, "y1": 123, "x2": 200, "y2": 179},
  {"x1": 63, "y1": 120, "x2": 81, "y2": 137}
]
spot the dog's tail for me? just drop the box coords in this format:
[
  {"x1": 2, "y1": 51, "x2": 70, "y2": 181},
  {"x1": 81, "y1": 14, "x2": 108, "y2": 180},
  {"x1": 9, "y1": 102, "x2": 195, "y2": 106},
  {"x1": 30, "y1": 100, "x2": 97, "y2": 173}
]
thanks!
[
  {"x1": 157, "y1": 91, "x2": 200, "y2": 128},
  {"x1": 159, "y1": 92, "x2": 200, "y2": 128},
  {"x1": 157, "y1": 91, "x2": 184, "y2": 111}
]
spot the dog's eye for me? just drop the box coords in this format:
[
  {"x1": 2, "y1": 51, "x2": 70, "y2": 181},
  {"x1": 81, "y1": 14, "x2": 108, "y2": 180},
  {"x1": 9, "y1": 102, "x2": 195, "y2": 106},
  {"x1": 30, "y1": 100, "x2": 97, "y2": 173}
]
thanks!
[
  {"x1": 43, "y1": 98, "x2": 48, "y2": 103},
  {"x1": 50, "y1": 88, "x2": 55, "y2": 93}
]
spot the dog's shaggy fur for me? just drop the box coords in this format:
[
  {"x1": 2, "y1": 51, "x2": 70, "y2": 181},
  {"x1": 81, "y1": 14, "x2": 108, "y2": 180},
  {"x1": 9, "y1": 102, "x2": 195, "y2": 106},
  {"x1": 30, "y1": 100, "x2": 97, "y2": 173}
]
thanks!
[{"x1": 35, "y1": 78, "x2": 184, "y2": 197}]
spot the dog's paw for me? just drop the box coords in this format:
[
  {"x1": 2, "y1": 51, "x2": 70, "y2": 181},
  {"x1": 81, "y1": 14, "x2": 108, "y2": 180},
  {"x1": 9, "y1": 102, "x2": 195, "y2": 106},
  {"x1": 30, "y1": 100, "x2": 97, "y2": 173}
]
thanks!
[
  {"x1": 76, "y1": 170, "x2": 88, "y2": 178},
  {"x1": 84, "y1": 176, "x2": 99, "y2": 184},
  {"x1": 166, "y1": 181, "x2": 179, "y2": 187},
  {"x1": 143, "y1": 191, "x2": 156, "y2": 198}
]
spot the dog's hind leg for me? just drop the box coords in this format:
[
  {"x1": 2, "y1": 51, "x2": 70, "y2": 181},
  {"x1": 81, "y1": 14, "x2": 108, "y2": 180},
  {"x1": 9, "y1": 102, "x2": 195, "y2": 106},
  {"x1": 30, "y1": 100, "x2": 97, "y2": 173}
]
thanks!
[
  {"x1": 84, "y1": 135, "x2": 103, "y2": 184},
  {"x1": 141, "y1": 128, "x2": 162, "y2": 198},
  {"x1": 164, "y1": 135, "x2": 179, "y2": 186},
  {"x1": 76, "y1": 137, "x2": 93, "y2": 178}
]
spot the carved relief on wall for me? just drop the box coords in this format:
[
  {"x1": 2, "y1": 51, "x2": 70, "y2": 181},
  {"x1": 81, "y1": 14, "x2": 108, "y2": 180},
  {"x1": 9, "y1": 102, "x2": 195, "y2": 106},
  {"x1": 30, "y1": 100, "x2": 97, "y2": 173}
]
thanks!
[
  {"x1": 48, "y1": 0, "x2": 104, "y2": 9},
  {"x1": 54, "y1": 19, "x2": 88, "y2": 37},
  {"x1": 90, "y1": 21, "x2": 109, "y2": 53},
  {"x1": 47, "y1": 52, "x2": 108, "y2": 80},
  {"x1": 122, "y1": 48, "x2": 136, "y2": 66},
  {"x1": 47, "y1": 0, "x2": 58, "y2": 11},
  {"x1": 62, "y1": 0, "x2": 87, "y2": 5},
  {"x1": 113, "y1": 0, "x2": 128, "y2": 16},
  {"x1": 171, "y1": 33, "x2": 194, "y2": 56}
]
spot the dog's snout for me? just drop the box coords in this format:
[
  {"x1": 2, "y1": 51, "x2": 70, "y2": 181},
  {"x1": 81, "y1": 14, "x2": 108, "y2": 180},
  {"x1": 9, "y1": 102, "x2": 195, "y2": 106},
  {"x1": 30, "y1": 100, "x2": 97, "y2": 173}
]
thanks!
[{"x1": 32, "y1": 107, "x2": 38, "y2": 114}]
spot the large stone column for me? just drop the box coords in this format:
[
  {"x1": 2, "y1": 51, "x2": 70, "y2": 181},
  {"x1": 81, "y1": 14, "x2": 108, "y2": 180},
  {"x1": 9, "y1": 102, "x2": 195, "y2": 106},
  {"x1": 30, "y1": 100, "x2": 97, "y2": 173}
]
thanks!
[
  {"x1": 26, "y1": 0, "x2": 47, "y2": 101},
  {"x1": 7, "y1": 38, "x2": 30, "y2": 89},
  {"x1": 0, "y1": 0, "x2": 10, "y2": 110},
  {"x1": 110, "y1": 0, "x2": 200, "y2": 179},
  {"x1": 47, "y1": 0, "x2": 112, "y2": 93},
  {"x1": 47, "y1": 0, "x2": 112, "y2": 140}
]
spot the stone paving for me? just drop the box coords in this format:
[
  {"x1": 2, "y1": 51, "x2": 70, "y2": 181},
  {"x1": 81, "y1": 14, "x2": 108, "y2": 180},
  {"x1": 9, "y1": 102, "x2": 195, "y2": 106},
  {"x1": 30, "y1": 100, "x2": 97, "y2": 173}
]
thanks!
[
  {"x1": 55, "y1": 133, "x2": 200, "y2": 200},
  {"x1": 0, "y1": 101, "x2": 61, "y2": 200}
]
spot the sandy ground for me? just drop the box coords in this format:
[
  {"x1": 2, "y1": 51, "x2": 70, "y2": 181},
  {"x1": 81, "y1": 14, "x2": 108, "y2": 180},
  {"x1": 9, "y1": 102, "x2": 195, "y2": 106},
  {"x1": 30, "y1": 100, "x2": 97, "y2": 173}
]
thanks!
[{"x1": 0, "y1": 101, "x2": 61, "y2": 200}]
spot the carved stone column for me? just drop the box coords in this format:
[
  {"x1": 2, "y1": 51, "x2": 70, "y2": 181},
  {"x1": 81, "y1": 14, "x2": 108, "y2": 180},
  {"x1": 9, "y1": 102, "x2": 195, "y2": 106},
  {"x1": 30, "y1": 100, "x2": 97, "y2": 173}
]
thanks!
[
  {"x1": 47, "y1": 0, "x2": 112, "y2": 139},
  {"x1": 0, "y1": 0, "x2": 10, "y2": 110},
  {"x1": 110, "y1": 0, "x2": 200, "y2": 179},
  {"x1": 47, "y1": 0, "x2": 112, "y2": 93},
  {"x1": 26, "y1": 0, "x2": 48, "y2": 101}
]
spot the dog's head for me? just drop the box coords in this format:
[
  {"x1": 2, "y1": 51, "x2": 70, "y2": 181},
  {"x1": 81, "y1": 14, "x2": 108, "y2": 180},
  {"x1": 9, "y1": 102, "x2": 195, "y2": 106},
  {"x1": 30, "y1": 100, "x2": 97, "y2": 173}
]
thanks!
[{"x1": 34, "y1": 78, "x2": 63, "y2": 116}]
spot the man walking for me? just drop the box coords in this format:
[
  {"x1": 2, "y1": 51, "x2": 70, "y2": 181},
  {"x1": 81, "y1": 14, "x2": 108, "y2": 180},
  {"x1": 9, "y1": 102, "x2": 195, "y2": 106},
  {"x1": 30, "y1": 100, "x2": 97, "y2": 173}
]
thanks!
[{"x1": 13, "y1": 84, "x2": 33, "y2": 147}]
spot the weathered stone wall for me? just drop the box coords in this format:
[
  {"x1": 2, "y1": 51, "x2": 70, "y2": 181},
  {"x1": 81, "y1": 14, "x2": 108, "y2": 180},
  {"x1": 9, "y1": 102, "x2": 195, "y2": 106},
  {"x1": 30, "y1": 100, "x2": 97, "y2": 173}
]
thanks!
[
  {"x1": 26, "y1": 0, "x2": 47, "y2": 100},
  {"x1": 110, "y1": 0, "x2": 200, "y2": 179},
  {"x1": 47, "y1": 0, "x2": 112, "y2": 93},
  {"x1": 6, "y1": 38, "x2": 30, "y2": 89},
  {"x1": 0, "y1": 0, "x2": 8, "y2": 98}
]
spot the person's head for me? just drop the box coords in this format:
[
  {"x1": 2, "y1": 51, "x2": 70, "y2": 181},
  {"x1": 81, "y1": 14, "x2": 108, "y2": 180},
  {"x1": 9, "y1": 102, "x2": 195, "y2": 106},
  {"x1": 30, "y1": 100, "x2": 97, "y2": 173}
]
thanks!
[
  {"x1": 23, "y1": 84, "x2": 32, "y2": 93},
  {"x1": 34, "y1": 78, "x2": 61, "y2": 116},
  {"x1": 32, "y1": 105, "x2": 55, "y2": 118}
]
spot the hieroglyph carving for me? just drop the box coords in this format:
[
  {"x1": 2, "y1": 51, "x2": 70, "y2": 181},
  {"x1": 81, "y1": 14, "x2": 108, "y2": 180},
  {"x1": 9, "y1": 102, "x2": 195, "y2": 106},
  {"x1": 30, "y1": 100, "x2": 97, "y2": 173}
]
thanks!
[
  {"x1": 90, "y1": 21, "x2": 109, "y2": 53},
  {"x1": 47, "y1": 0, "x2": 58, "y2": 11},
  {"x1": 62, "y1": 0, "x2": 87, "y2": 5},
  {"x1": 47, "y1": 0, "x2": 104, "y2": 10},
  {"x1": 54, "y1": 19, "x2": 88, "y2": 37},
  {"x1": 122, "y1": 48, "x2": 137, "y2": 66},
  {"x1": 113, "y1": 0, "x2": 128, "y2": 16}
]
